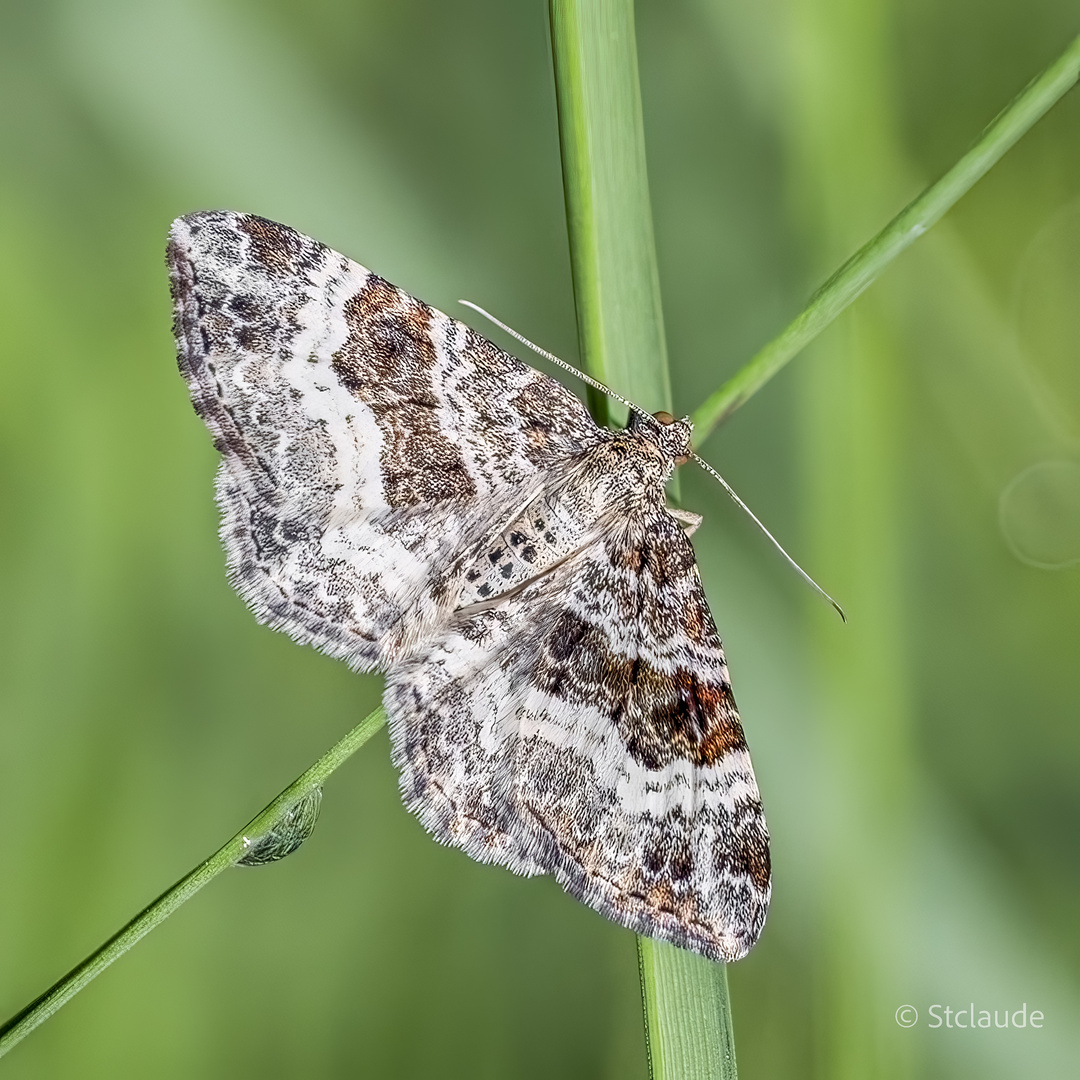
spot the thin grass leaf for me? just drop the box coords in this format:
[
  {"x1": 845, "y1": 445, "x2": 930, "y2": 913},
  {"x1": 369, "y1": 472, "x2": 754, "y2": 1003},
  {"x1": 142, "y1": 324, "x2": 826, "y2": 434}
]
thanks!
[
  {"x1": 0, "y1": 707, "x2": 387, "y2": 1059},
  {"x1": 692, "y1": 31, "x2": 1080, "y2": 442}
]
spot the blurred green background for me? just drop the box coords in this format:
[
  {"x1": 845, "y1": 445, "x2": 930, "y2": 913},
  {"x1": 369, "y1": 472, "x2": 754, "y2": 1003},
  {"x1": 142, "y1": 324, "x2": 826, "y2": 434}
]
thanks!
[{"x1": 2, "y1": 1, "x2": 1078, "y2": 1076}]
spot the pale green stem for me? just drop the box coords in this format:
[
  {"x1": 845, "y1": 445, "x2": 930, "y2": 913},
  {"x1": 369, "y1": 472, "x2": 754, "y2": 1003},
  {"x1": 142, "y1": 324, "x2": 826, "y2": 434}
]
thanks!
[
  {"x1": 0, "y1": 707, "x2": 387, "y2": 1060},
  {"x1": 549, "y1": 1, "x2": 733, "y2": 1076},
  {"x1": 692, "y1": 31, "x2": 1080, "y2": 443}
]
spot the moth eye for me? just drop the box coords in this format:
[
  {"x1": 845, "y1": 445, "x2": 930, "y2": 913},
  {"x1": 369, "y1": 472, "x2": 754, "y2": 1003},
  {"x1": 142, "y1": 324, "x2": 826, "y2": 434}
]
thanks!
[
  {"x1": 652, "y1": 410, "x2": 676, "y2": 425},
  {"x1": 236, "y1": 787, "x2": 323, "y2": 867}
]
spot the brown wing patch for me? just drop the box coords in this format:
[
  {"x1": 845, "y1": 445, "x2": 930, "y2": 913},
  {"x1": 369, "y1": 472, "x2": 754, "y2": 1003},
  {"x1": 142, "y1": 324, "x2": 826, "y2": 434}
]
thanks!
[
  {"x1": 535, "y1": 610, "x2": 745, "y2": 770},
  {"x1": 638, "y1": 669, "x2": 745, "y2": 769},
  {"x1": 332, "y1": 275, "x2": 477, "y2": 507},
  {"x1": 731, "y1": 812, "x2": 772, "y2": 892},
  {"x1": 237, "y1": 214, "x2": 326, "y2": 277}
]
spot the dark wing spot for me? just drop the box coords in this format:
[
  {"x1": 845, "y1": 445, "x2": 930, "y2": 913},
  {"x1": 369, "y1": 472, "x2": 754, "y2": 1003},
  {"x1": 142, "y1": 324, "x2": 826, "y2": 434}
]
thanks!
[
  {"x1": 238, "y1": 215, "x2": 319, "y2": 276},
  {"x1": 638, "y1": 672, "x2": 745, "y2": 768},
  {"x1": 227, "y1": 293, "x2": 261, "y2": 318},
  {"x1": 725, "y1": 816, "x2": 771, "y2": 892},
  {"x1": 331, "y1": 279, "x2": 476, "y2": 507}
]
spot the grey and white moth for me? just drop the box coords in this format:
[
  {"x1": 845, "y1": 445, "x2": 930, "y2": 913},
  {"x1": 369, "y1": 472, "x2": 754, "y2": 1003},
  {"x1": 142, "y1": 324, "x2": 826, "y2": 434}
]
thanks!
[{"x1": 168, "y1": 211, "x2": 770, "y2": 962}]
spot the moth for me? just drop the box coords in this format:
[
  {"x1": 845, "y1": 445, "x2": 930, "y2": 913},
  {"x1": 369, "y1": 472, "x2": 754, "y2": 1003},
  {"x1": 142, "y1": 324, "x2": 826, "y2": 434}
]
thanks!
[{"x1": 168, "y1": 211, "x2": 770, "y2": 962}]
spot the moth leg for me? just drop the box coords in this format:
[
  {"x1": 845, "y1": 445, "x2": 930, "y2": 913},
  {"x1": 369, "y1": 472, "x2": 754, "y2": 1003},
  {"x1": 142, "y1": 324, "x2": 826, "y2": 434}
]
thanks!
[{"x1": 667, "y1": 507, "x2": 703, "y2": 536}]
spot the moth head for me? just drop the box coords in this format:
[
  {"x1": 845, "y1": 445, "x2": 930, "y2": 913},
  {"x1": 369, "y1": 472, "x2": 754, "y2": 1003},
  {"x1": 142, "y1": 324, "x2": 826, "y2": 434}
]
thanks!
[{"x1": 628, "y1": 409, "x2": 694, "y2": 466}]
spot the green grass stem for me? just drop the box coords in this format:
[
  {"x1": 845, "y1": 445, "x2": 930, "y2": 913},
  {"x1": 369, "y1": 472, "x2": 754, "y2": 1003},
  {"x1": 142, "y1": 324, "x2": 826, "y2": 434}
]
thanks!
[
  {"x1": 0, "y1": 706, "x2": 387, "y2": 1060},
  {"x1": 549, "y1": 2, "x2": 733, "y2": 1076},
  {"x1": 638, "y1": 938, "x2": 739, "y2": 1080},
  {"x1": 548, "y1": 0, "x2": 671, "y2": 428},
  {"x1": 691, "y1": 31, "x2": 1080, "y2": 443}
]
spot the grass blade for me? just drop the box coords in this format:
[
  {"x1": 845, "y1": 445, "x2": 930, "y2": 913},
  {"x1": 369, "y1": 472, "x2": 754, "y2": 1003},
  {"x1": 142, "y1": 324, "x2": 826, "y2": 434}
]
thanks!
[
  {"x1": 549, "y1": 2, "x2": 734, "y2": 1075},
  {"x1": 639, "y1": 938, "x2": 739, "y2": 1080},
  {"x1": 692, "y1": 31, "x2": 1080, "y2": 440},
  {"x1": 548, "y1": 0, "x2": 671, "y2": 427},
  {"x1": 0, "y1": 707, "x2": 387, "y2": 1059}
]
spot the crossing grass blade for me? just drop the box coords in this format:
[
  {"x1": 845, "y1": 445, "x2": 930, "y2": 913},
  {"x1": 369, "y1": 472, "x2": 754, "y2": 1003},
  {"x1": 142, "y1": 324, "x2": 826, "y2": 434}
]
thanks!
[
  {"x1": 691, "y1": 32, "x2": 1080, "y2": 442},
  {"x1": 0, "y1": 708, "x2": 387, "y2": 1059}
]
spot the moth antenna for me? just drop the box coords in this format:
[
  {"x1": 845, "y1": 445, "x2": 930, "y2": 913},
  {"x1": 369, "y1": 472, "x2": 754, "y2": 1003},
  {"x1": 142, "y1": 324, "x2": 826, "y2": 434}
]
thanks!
[
  {"x1": 459, "y1": 300, "x2": 653, "y2": 425},
  {"x1": 460, "y1": 299, "x2": 842, "y2": 619},
  {"x1": 692, "y1": 454, "x2": 846, "y2": 622}
]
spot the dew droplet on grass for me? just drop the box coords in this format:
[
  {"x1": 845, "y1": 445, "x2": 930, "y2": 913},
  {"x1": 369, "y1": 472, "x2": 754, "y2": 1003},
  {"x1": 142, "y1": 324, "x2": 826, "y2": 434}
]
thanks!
[{"x1": 237, "y1": 788, "x2": 323, "y2": 866}]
